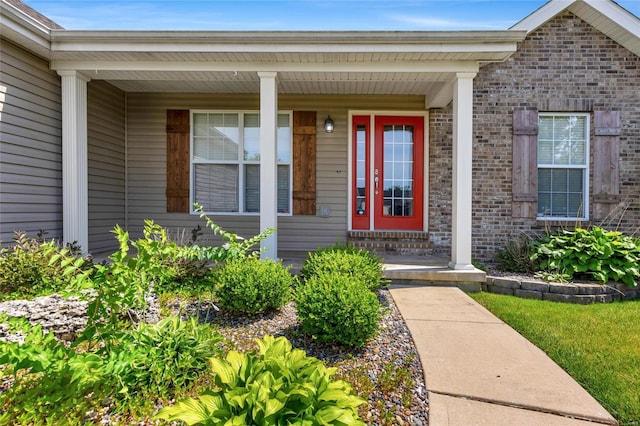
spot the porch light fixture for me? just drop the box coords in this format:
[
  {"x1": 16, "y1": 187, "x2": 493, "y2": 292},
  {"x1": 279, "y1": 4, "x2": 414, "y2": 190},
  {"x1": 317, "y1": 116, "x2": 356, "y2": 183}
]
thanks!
[{"x1": 324, "y1": 116, "x2": 335, "y2": 133}]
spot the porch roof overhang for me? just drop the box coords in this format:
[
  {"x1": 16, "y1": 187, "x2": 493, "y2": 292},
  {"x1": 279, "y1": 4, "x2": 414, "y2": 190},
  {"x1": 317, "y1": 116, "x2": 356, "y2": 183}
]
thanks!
[{"x1": 46, "y1": 30, "x2": 526, "y2": 107}]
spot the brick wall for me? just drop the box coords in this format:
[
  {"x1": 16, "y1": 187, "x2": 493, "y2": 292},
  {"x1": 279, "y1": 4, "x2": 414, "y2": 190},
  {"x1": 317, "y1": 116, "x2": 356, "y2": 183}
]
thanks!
[{"x1": 428, "y1": 12, "x2": 640, "y2": 262}]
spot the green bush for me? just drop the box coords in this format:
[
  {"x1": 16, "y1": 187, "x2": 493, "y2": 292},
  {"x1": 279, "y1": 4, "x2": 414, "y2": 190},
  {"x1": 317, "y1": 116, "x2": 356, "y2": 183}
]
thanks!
[
  {"x1": 212, "y1": 257, "x2": 293, "y2": 313},
  {"x1": 531, "y1": 227, "x2": 640, "y2": 287},
  {"x1": 104, "y1": 316, "x2": 224, "y2": 398},
  {"x1": 156, "y1": 335, "x2": 366, "y2": 426},
  {"x1": 495, "y1": 233, "x2": 538, "y2": 273},
  {"x1": 0, "y1": 315, "x2": 224, "y2": 424},
  {"x1": 296, "y1": 272, "x2": 381, "y2": 347},
  {"x1": 301, "y1": 245, "x2": 387, "y2": 291},
  {"x1": 0, "y1": 231, "x2": 87, "y2": 298}
]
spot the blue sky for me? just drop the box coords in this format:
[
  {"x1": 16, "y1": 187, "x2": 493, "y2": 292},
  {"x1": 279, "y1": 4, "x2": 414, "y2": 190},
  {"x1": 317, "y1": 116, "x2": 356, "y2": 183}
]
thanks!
[{"x1": 24, "y1": 0, "x2": 640, "y2": 31}]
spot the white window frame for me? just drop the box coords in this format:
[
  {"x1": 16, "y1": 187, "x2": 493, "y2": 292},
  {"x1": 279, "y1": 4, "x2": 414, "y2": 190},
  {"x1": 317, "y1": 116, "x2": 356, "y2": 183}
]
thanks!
[
  {"x1": 537, "y1": 112, "x2": 590, "y2": 221},
  {"x1": 189, "y1": 110, "x2": 293, "y2": 216}
]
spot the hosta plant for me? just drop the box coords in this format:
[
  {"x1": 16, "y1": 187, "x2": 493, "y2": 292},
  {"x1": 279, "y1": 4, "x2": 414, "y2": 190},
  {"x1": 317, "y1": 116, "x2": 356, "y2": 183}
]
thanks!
[
  {"x1": 531, "y1": 227, "x2": 640, "y2": 287},
  {"x1": 156, "y1": 335, "x2": 366, "y2": 425}
]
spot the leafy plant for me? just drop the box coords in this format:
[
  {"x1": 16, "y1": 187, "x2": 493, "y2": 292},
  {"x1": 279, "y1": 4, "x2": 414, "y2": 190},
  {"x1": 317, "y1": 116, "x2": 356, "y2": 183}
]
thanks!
[
  {"x1": 212, "y1": 257, "x2": 293, "y2": 314},
  {"x1": 0, "y1": 231, "x2": 88, "y2": 298},
  {"x1": 190, "y1": 203, "x2": 275, "y2": 262},
  {"x1": 495, "y1": 233, "x2": 538, "y2": 273},
  {"x1": 531, "y1": 227, "x2": 640, "y2": 287},
  {"x1": 156, "y1": 335, "x2": 366, "y2": 425},
  {"x1": 101, "y1": 316, "x2": 224, "y2": 398},
  {"x1": 296, "y1": 272, "x2": 381, "y2": 347},
  {"x1": 301, "y1": 244, "x2": 387, "y2": 291}
]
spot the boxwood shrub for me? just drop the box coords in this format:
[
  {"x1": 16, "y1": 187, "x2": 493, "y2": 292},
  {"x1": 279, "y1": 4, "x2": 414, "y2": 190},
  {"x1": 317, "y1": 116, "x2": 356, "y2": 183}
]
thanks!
[
  {"x1": 300, "y1": 245, "x2": 387, "y2": 290},
  {"x1": 296, "y1": 271, "x2": 381, "y2": 347},
  {"x1": 212, "y1": 257, "x2": 293, "y2": 313}
]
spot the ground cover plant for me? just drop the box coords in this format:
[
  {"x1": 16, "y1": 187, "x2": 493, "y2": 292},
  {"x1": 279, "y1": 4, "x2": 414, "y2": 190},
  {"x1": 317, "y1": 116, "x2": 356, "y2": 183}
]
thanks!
[
  {"x1": 496, "y1": 227, "x2": 640, "y2": 286},
  {"x1": 0, "y1": 217, "x2": 425, "y2": 424},
  {"x1": 471, "y1": 292, "x2": 640, "y2": 425},
  {"x1": 0, "y1": 231, "x2": 89, "y2": 300}
]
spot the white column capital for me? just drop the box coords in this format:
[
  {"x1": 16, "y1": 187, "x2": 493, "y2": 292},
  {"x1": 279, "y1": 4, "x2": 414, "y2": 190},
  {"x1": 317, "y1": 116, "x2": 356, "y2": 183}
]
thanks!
[
  {"x1": 257, "y1": 71, "x2": 278, "y2": 79},
  {"x1": 454, "y1": 72, "x2": 477, "y2": 80},
  {"x1": 57, "y1": 70, "x2": 91, "y2": 82}
]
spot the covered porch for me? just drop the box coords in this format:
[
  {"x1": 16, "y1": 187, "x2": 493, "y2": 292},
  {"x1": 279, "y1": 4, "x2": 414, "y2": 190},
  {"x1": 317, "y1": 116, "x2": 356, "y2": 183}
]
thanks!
[{"x1": 49, "y1": 29, "x2": 525, "y2": 270}]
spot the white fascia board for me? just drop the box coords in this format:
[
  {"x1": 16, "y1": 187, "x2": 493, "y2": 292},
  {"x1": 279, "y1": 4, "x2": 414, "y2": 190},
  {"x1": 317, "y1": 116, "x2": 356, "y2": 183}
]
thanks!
[
  {"x1": 575, "y1": 0, "x2": 640, "y2": 38},
  {"x1": 511, "y1": 0, "x2": 574, "y2": 33},
  {"x1": 0, "y1": 1, "x2": 51, "y2": 58},
  {"x1": 425, "y1": 81, "x2": 455, "y2": 109},
  {"x1": 50, "y1": 30, "x2": 526, "y2": 46},
  {"x1": 49, "y1": 30, "x2": 525, "y2": 57},
  {"x1": 50, "y1": 60, "x2": 481, "y2": 75}
]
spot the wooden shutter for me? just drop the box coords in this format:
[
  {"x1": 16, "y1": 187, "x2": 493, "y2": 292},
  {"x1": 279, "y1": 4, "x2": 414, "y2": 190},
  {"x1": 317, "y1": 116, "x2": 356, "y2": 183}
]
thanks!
[
  {"x1": 593, "y1": 111, "x2": 621, "y2": 219},
  {"x1": 292, "y1": 111, "x2": 317, "y2": 215},
  {"x1": 166, "y1": 110, "x2": 190, "y2": 213},
  {"x1": 512, "y1": 108, "x2": 538, "y2": 218}
]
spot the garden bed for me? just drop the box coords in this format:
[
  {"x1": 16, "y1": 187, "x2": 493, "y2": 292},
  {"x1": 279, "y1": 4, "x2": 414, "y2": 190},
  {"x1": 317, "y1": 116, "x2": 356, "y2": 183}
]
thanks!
[{"x1": 484, "y1": 274, "x2": 639, "y2": 304}]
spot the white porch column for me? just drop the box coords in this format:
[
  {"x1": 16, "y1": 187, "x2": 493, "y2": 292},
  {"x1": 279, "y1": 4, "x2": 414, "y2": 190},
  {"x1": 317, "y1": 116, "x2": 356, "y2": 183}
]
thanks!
[
  {"x1": 449, "y1": 72, "x2": 476, "y2": 270},
  {"x1": 58, "y1": 71, "x2": 90, "y2": 254},
  {"x1": 258, "y1": 72, "x2": 278, "y2": 259}
]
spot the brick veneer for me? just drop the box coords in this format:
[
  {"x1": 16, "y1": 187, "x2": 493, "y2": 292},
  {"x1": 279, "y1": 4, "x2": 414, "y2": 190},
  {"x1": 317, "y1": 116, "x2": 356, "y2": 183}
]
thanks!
[{"x1": 428, "y1": 12, "x2": 640, "y2": 262}]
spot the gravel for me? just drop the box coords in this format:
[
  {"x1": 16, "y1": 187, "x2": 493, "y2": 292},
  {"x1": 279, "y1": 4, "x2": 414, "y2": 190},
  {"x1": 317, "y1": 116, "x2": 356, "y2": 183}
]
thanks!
[{"x1": 1, "y1": 289, "x2": 429, "y2": 425}]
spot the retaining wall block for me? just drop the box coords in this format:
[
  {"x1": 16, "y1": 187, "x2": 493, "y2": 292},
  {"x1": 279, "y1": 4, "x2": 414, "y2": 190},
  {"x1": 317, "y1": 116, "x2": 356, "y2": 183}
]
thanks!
[
  {"x1": 548, "y1": 283, "x2": 579, "y2": 295},
  {"x1": 515, "y1": 289, "x2": 543, "y2": 300},
  {"x1": 493, "y1": 278, "x2": 521, "y2": 290},
  {"x1": 520, "y1": 280, "x2": 550, "y2": 293}
]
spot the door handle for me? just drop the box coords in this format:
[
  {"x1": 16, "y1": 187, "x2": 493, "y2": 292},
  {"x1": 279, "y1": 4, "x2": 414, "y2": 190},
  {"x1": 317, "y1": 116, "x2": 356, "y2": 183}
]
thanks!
[{"x1": 374, "y1": 176, "x2": 379, "y2": 193}]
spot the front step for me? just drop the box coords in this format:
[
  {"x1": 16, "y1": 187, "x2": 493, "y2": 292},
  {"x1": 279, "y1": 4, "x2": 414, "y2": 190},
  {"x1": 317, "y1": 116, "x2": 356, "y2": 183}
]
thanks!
[{"x1": 347, "y1": 231, "x2": 433, "y2": 256}]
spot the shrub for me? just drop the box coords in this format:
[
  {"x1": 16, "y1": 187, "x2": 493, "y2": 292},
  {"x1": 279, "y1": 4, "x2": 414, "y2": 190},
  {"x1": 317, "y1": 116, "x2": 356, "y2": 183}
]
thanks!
[
  {"x1": 301, "y1": 244, "x2": 387, "y2": 291},
  {"x1": 156, "y1": 335, "x2": 366, "y2": 426},
  {"x1": 0, "y1": 315, "x2": 224, "y2": 424},
  {"x1": 494, "y1": 233, "x2": 538, "y2": 273},
  {"x1": 212, "y1": 257, "x2": 293, "y2": 313},
  {"x1": 103, "y1": 316, "x2": 224, "y2": 398},
  {"x1": 296, "y1": 272, "x2": 381, "y2": 347},
  {"x1": 0, "y1": 231, "x2": 87, "y2": 298},
  {"x1": 531, "y1": 227, "x2": 640, "y2": 287}
]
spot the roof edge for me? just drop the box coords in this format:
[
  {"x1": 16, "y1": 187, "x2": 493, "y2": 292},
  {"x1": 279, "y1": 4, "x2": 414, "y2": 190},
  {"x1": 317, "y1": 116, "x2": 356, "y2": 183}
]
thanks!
[
  {"x1": 0, "y1": 0, "x2": 51, "y2": 58},
  {"x1": 49, "y1": 29, "x2": 527, "y2": 45}
]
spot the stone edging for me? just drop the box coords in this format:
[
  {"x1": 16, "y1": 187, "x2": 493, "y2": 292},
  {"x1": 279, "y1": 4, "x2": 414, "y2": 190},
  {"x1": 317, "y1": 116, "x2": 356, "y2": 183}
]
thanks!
[{"x1": 484, "y1": 276, "x2": 639, "y2": 304}]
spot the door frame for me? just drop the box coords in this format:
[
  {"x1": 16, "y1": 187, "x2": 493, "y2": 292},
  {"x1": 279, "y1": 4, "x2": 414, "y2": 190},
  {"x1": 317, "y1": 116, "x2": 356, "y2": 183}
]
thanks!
[{"x1": 348, "y1": 111, "x2": 429, "y2": 232}]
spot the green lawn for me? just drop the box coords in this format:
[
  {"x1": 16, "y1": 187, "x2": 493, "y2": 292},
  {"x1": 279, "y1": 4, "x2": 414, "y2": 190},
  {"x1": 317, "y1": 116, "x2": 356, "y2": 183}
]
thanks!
[{"x1": 470, "y1": 292, "x2": 640, "y2": 426}]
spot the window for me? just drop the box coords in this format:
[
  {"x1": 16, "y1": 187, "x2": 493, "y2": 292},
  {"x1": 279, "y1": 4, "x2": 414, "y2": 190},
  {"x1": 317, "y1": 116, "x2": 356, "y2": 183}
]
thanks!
[
  {"x1": 537, "y1": 113, "x2": 589, "y2": 220},
  {"x1": 191, "y1": 111, "x2": 292, "y2": 214}
]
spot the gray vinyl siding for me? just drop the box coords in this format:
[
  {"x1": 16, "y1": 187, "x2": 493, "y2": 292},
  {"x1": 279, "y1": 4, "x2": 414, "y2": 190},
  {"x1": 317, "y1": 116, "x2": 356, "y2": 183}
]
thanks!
[
  {"x1": 126, "y1": 93, "x2": 424, "y2": 254},
  {"x1": 0, "y1": 38, "x2": 62, "y2": 246},
  {"x1": 87, "y1": 81, "x2": 126, "y2": 254}
]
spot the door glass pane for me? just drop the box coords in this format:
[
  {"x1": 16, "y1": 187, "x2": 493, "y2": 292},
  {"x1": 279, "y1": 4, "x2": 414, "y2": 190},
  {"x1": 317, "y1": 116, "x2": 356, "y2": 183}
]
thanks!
[
  {"x1": 382, "y1": 125, "x2": 414, "y2": 217},
  {"x1": 355, "y1": 124, "x2": 367, "y2": 215}
]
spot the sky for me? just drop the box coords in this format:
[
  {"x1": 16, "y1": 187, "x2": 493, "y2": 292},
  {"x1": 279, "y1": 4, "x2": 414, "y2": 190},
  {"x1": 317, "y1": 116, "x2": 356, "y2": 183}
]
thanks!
[{"x1": 21, "y1": 0, "x2": 640, "y2": 31}]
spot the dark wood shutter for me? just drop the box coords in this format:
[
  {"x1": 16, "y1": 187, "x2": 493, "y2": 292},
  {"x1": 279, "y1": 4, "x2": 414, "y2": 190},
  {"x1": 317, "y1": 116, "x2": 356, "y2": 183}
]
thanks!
[
  {"x1": 593, "y1": 111, "x2": 621, "y2": 219},
  {"x1": 166, "y1": 110, "x2": 190, "y2": 213},
  {"x1": 512, "y1": 108, "x2": 539, "y2": 218},
  {"x1": 292, "y1": 111, "x2": 317, "y2": 215}
]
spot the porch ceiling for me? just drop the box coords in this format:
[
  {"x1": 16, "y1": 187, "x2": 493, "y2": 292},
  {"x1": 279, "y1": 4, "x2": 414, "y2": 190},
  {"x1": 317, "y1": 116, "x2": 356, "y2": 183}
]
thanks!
[{"x1": 48, "y1": 30, "x2": 526, "y2": 97}]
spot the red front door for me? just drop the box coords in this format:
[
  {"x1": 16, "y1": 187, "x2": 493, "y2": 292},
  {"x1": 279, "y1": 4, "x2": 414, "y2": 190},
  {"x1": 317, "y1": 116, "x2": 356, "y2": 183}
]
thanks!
[{"x1": 352, "y1": 115, "x2": 424, "y2": 231}]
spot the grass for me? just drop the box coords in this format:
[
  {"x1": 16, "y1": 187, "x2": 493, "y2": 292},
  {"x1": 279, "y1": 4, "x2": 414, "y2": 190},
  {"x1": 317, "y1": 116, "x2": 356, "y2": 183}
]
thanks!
[{"x1": 470, "y1": 292, "x2": 640, "y2": 426}]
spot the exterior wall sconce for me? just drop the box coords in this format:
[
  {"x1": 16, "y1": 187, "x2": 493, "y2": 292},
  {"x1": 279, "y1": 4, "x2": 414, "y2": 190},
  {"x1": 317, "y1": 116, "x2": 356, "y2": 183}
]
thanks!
[{"x1": 324, "y1": 116, "x2": 334, "y2": 133}]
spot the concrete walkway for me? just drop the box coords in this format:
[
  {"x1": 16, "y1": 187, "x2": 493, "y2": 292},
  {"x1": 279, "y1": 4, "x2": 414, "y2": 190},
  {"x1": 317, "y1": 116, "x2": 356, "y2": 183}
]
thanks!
[{"x1": 390, "y1": 286, "x2": 619, "y2": 426}]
